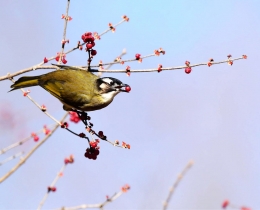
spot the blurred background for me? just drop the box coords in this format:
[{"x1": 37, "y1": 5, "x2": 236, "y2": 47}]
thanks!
[{"x1": 0, "y1": 0, "x2": 259, "y2": 209}]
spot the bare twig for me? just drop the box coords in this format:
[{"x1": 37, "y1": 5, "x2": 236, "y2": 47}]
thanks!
[
  {"x1": 162, "y1": 160, "x2": 194, "y2": 210},
  {"x1": 38, "y1": 162, "x2": 70, "y2": 210},
  {"x1": 0, "y1": 124, "x2": 55, "y2": 155},
  {"x1": 58, "y1": 0, "x2": 71, "y2": 64},
  {"x1": 97, "y1": 48, "x2": 127, "y2": 77},
  {"x1": 0, "y1": 152, "x2": 24, "y2": 166},
  {"x1": 55, "y1": 185, "x2": 130, "y2": 210},
  {"x1": 91, "y1": 53, "x2": 154, "y2": 68},
  {"x1": 0, "y1": 113, "x2": 68, "y2": 183},
  {"x1": 99, "y1": 18, "x2": 128, "y2": 37}
]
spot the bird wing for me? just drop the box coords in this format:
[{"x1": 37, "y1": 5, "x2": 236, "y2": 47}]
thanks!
[{"x1": 39, "y1": 70, "x2": 98, "y2": 108}]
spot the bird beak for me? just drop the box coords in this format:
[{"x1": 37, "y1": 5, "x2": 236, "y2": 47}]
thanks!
[{"x1": 115, "y1": 84, "x2": 131, "y2": 92}]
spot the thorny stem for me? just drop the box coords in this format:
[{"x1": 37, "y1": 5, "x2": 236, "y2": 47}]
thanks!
[
  {"x1": 0, "y1": 152, "x2": 24, "y2": 166},
  {"x1": 37, "y1": 164, "x2": 67, "y2": 210},
  {"x1": 58, "y1": 0, "x2": 71, "y2": 65},
  {"x1": 0, "y1": 124, "x2": 55, "y2": 155},
  {"x1": 162, "y1": 160, "x2": 194, "y2": 210},
  {"x1": 0, "y1": 113, "x2": 68, "y2": 183}
]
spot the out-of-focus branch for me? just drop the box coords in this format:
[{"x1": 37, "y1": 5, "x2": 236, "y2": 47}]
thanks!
[
  {"x1": 55, "y1": 184, "x2": 130, "y2": 210},
  {"x1": 162, "y1": 160, "x2": 194, "y2": 210},
  {"x1": 38, "y1": 155, "x2": 74, "y2": 210},
  {"x1": 0, "y1": 152, "x2": 24, "y2": 166},
  {"x1": 0, "y1": 113, "x2": 68, "y2": 183},
  {"x1": 0, "y1": 124, "x2": 55, "y2": 155}
]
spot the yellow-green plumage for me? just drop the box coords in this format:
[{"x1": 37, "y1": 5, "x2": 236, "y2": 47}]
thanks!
[{"x1": 10, "y1": 69, "x2": 114, "y2": 111}]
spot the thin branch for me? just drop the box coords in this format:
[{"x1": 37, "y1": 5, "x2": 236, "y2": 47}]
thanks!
[
  {"x1": 0, "y1": 152, "x2": 24, "y2": 166},
  {"x1": 55, "y1": 186, "x2": 130, "y2": 210},
  {"x1": 58, "y1": 0, "x2": 71, "y2": 64},
  {"x1": 0, "y1": 17, "x2": 128, "y2": 81},
  {"x1": 162, "y1": 160, "x2": 194, "y2": 210},
  {"x1": 0, "y1": 113, "x2": 68, "y2": 183},
  {"x1": 0, "y1": 66, "x2": 58, "y2": 81},
  {"x1": 0, "y1": 124, "x2": 55, "y2": 155},
  {"x1": 99, "y1": 19, "x2": 127, "y2": 37},
  {"x1": 90, "y1": 53, "x2": 154, "y2": 68},
  {"x1": 88, "y1": 57, "x2": 245, "y2": 73},
  {"x1": 97, "y1": 48, "x2": 127, "y2": 77},
  {"x1": 38, "y1": 164, "x2": 68, "y2": 210}
]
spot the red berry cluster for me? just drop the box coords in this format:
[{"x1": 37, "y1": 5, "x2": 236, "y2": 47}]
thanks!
[
  {"x1": 81, "y1": 32, "x2": 97, "y2": 56},
  {"x1": 85, "y1": 140, "x2": 100, "y2": 160},
  {"x1": 47, "y1": 186, "x2": 56, "y2": 192},
  {"x1": 64, "y1": 155, "x2": 74, "y2": 164},
  {"x1": 61, "y1": 122, "x2": 69, "y2": 128},
  {"x1": 121, "y1": 184, "x2": 130, "y2": 192},
  {"x1": 55, "y1": 52, "x2": 67, "y2": 64},
  {"x1": 69, "y1": 111, "x2": 80, "y2": 123},
  {"x1": 185, "y1": 61, "x2": 192, "y2": 74},
  {"x1": 31, "y1": 133, "x2": 39, "y2": 142}
]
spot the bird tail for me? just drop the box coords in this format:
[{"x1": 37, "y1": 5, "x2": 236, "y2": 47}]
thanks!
[{"x1": 10, "y1": 76, "x2": 40, "y2": 91}]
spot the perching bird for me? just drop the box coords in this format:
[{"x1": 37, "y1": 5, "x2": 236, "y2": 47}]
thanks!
[{"x1": 10, "y1": 66, "x2": 130, "y2": 112}]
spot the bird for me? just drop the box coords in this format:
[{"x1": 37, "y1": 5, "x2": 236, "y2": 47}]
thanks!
[{"x1": 10, "y1": 65, "x2": 131, "y2": 112}]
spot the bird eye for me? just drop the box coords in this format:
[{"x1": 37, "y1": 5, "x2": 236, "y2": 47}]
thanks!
[{"x1": 110, "y1": 81, "x2": 114, "y2": 85}]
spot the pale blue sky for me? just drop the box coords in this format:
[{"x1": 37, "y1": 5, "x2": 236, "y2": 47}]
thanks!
[{"x1": 0, "y1": 1, "x2": 260, "y2": 209}]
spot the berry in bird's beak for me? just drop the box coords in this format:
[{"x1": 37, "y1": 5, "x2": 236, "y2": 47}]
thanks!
[{"x1": 125, "y1": 85, "x2": 131, "y2": 92}]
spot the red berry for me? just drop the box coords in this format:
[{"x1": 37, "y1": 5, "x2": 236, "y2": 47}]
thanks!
[
  {"x1": 91, "y1": 50, "x2": 97, "y2": 56},
  {"x1": 125, "y1": 86, "x2": 131, "y2": 92},
  {"x1": 86, "y1": 43, "x2": 93, "y2": 49},
  {"x1": 62, "y1": 58, "x2": 67, "y2": 64},
  {"x1": 135, "y1": 53, "x2": 141, "y2": 60},
  {"x1": 43, "y1": 57, "x2": 48, "y2": 63},
  {"x1": 222, "y1": 200, "x2": 229, "y2": 209},
  {"x1": 55, "y1": 56, "x2": 59, "y2": 62},
  {"x1": 185, "y1": 67, "x2": 192, "y2": 74},
  {"x1": 34, "y1": 136, "x2": 39, "y2": 142},
  {"x1": 90, "y1": 141, "x2": 98, "y2": 148},
  {"x1": 64, "y1": 158, "x2": 70, "y2": 164},
  {"x1": 94, "y1": 149, "x2": 100, "y2": 156},
  {"x1": 52, "y1": 187, "x2": 56, "y2": 192}
]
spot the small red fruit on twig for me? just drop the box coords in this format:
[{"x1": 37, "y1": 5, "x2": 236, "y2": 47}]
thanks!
[{"x1": 185, "y1": 67, "x2": 192, "y2": 74}]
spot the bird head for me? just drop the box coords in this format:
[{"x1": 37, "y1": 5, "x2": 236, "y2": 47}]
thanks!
[{"x1": 97, "y1": 77, "x2": 130, "y2": 102}]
